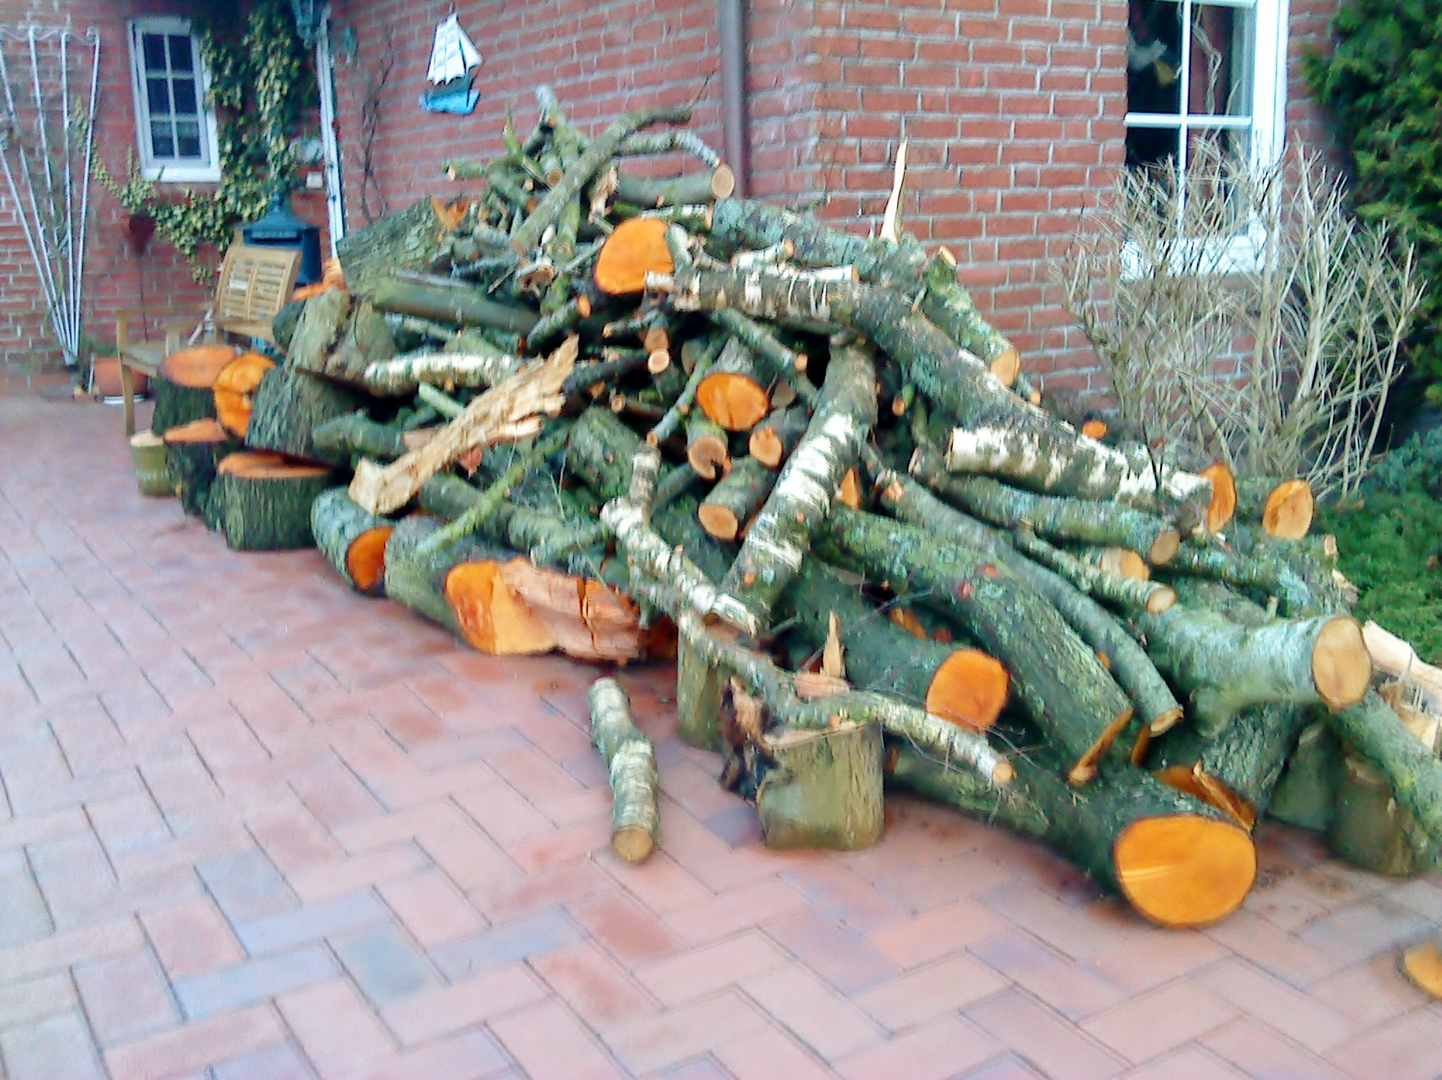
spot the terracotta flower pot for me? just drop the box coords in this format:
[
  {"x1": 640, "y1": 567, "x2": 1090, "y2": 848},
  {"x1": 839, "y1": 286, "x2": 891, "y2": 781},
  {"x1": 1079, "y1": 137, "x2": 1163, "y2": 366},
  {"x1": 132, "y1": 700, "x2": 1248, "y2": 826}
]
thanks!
[{"x1": 91, "y1": 355, "x2": 148, "y2": 400}]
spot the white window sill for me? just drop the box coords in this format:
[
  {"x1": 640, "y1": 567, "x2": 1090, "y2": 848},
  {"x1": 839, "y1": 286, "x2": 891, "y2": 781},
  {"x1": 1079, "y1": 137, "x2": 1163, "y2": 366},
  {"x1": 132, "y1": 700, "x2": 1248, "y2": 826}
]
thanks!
[
  {"x1": 1121, "y1": 226, "x2": 1269, "y2": 280},
  {"x1": 140, "y1": 164, "x2": 220, "y2": 184}
]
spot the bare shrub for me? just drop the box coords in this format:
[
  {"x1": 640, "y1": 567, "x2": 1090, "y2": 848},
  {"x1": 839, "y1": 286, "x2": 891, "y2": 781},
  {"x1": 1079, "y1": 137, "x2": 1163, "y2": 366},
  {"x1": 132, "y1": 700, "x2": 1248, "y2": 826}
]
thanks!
[{"x1": 1060, "y1": 145, "x2": 1423, "y2": 501}]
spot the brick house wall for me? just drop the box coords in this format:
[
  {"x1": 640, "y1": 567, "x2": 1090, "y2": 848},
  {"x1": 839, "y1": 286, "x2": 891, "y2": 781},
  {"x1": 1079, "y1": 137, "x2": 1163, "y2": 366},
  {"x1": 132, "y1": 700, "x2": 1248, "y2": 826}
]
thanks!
[{"x1": 327, "y1": 0, "x2": 1339, "y2": 394}]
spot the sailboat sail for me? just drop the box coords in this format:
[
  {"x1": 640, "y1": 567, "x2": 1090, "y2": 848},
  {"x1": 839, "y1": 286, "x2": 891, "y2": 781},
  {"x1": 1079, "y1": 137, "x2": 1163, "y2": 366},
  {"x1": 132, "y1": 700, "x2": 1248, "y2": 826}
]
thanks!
[{"x1": 427, "y1": 14, "x2": 482, "y2": 84}]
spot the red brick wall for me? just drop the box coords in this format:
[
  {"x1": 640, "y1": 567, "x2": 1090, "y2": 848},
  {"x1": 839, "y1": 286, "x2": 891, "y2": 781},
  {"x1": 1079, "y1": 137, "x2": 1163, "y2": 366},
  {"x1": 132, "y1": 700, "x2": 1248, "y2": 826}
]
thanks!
[{"x1": 325, "y1": 0, "x2": 1342, "y2": 392}]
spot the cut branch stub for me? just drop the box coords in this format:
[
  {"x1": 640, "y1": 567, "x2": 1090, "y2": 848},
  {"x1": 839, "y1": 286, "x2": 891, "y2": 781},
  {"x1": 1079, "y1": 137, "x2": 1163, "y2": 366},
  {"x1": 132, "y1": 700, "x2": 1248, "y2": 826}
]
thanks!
[{"x1": 696, "y1": 338, "x2": 772, "y2": 432}]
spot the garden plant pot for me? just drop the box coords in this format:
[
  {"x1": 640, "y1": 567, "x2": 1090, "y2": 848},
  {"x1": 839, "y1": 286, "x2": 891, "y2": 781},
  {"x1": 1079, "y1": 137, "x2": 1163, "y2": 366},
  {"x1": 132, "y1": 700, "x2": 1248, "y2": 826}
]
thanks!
[{"x1": 92, "y1": 356, "x2": 148, "y2": 402}]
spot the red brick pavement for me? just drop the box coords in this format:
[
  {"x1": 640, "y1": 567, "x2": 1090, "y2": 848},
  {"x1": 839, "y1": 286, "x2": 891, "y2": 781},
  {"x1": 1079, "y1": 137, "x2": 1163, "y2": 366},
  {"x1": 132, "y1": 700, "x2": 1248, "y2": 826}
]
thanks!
[{"x1": 1, "y1": 391, "x2": 1439, "y2": 1080}]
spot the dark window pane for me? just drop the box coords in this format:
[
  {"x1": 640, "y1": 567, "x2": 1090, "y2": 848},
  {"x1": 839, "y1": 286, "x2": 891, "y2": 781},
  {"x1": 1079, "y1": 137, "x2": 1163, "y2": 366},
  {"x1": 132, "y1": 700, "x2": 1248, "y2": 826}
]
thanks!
[
  {"x1": 141, "y1": 33, "x2": 166, "y2": 73},
  {"x1": 168, "y1": 34, "x2": 194, "y2": 72},
  {"x1": 175, "y1": 120, "x2": 201, "y2": 159},
  {"x1": 1127, "y1": 0, "x2": 1182, "y2": 116},
  {"x1": 146, "y1": 76, "x2": 171, "y2": 114},
  {"x1": 1126, "y1": 125, "x2": 1179, "y2": 172},
  {"x1": 1188, "y1": 4, "x2": 1251, "y2": 117},
  {"x1": 172, "y1": 78, "x2": 197, "y2": 116},
  {"x1": 150, "y1": 120, "x2": 174, "y2": 159}
]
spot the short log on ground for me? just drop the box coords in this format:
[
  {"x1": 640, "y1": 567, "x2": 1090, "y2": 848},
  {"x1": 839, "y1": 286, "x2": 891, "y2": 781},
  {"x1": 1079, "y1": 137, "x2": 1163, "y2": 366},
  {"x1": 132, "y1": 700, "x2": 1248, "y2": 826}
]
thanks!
[
  {"x1": 588, "y1": 677, "x2": 660, "y2": 862},
  {"x1": 211, "y1": 453, "x2": 333, "y2": 551},
  {"x1": 311, "y1": 487, "x2": 394, "y2": 596},
  {"x1": 151, "y1": 344, "x2": 239, "y2": 435},
  {"x1": 754, "y1": 721, "x2": 884, "y2": 851},
  {"x1": 163, "y1": 418, "x2": 237, "y2": 517}
]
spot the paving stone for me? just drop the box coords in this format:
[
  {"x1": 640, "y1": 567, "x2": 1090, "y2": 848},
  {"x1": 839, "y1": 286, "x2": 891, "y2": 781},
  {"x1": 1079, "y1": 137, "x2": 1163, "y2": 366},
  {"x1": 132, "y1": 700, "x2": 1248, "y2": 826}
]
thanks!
[
  {"x1": 490, "y1": 999, "x2": 629, "y2": 1080},
  {"x1": 333, "y1": 924, "x2": 439, "y2": 1007},
  {"x1": 232, "y1": 889, "x2": 391, "y2": 955},
  {"x1": 196, "y1": 848, "x2": 296, "y2": 924},
  {"x1": 74, "y1": 948, "x2": 181, "y2": 1045},
  {"x1": 428, "y1": 908, "x2": 586, "y2": 980},
  {"x1": 172, "y1": 945, "x2": 339, "y2": 1019},
  {"x1": 0, "y1": 1011, "x2": 107, "y2": 1080},
  {"x1": 102, "y1": 1004, "x2": 288, "y2": 1080},
  {"x1": 1081, "y1": 980, "x2": 1240, "y2": 1064}
]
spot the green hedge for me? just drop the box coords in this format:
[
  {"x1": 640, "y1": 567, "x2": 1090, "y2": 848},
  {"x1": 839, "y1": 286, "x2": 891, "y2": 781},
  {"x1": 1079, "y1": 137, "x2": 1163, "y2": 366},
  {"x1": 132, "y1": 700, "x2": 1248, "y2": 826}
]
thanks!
[{"x1": 1304, "y1": 0, "x2": 1442, "y2": 381}]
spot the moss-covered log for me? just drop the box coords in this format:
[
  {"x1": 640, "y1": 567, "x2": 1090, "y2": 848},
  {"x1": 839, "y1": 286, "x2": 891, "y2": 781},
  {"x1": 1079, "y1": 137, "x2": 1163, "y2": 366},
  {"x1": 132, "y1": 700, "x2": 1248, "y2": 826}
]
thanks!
[
  {"x1": 245, "y1": 366, "x2": 368, "y2": 465},
  {"x1": 383, "y1": 515, "x2": 502, "y2": 635},
  {"x1": 699, "y1": 455, "x2": 775, "y2": 541},
  {"x1": 370, "y1": 277, "x2": 540, "y2": 337},
  {"x1": 211, "y1": 455, "x2": 333, "y2": 552},
  {"x1": 150, "y1": 376, "x2": 216, "y2": 437},
  {"x1": 755, "y1": 722, "x2": 884, "y2": 851},
  {"x1": 321, "y1": 301, "x2": 398, "y2": 387},
  {"x1": 1328, "y1": 753, "x2": 1440, "y2": 876},
  {"x1": 1327, "y1": 690, "x2": 1442, "y2": 848},
  {"x1": 311, "y1": 412, "x2": 409, "y2": 467},
  {"x1": 311, "y1": 487, "x2": 394, "y2": 596},
  {"x1": 287, "y1": 289, "x2": 351, "y2": 375},
  {"x1": 749, "y1": 405, "x2": 810, "y2": 468},
  {"x1": 918, "y1": 248, "x2": 1019, "y2": 384},
  {"x1": 676, "y1": 630, "x2": 727, "y2": 750},
  {"x1": 888, "y1": 744, "x2": 1256, "y2": 927},
  {"x1": 363, "y1": 348, "x2": 526, "y2": 397},
  {"x1": 588, "y1": 677, "x2": 660, "y2": 862},
  {"x1": 696, "y1": 338, "x2": 772, "y2": 431},
  {"x1": 1163, "y1": 541, "x2": 1314, "y2": 616},
  {"x1": 163, "y1": 419, "x2": 238, "y2": 518},
  {"x1": 336, "y1": 195, "x2": 466, "y2": 299}
]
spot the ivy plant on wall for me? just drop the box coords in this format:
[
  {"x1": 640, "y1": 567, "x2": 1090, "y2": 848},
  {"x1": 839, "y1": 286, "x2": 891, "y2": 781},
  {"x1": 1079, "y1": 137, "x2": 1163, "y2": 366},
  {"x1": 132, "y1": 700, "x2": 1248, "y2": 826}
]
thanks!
[
  {"x1": 1304, "y1": 0, "x2": 1442, "y2": 387},
  {"x1": 97, "y1": 0, "x2": 315, "y2": 282}
]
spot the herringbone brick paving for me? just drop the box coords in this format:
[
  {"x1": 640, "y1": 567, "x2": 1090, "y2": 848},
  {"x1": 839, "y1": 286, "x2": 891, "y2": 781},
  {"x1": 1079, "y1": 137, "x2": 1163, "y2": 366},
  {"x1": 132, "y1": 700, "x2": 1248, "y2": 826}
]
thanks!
[{"x1": 1, "y1": 391, "x2": 1439, "y2": 1080}]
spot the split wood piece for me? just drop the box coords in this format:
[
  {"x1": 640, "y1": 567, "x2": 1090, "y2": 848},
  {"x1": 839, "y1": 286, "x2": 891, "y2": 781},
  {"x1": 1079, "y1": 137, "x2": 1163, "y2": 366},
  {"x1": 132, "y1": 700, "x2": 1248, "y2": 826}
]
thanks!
[
  {"x1": 754, "y1": 721, "x2": 884, "y2": 851},
  {"x1": 1137, "y1": 603, "x2": 1370, "y2": 736},
  {"x1": 588, "y1": 678, "x2": 660, "y2": 862},
  {"x1": 311, "y1": 487, "x2": 393, "y2": 596},
  {"x1": 1401, "y1": 939, "x2": 1442, "y2": 999},
  {"x1": 370, "y1": 277, "x2": 540, "y2": 337},
  {"x1": 645, "y1": 584, "x2": 1012, "y2": 786},
  {"x1": 888, "y1": 745, "x2": 1256, "y2": 927},
  {"x1": 594, "y1": 217, "x2": 674, "y2": 296},
  {"x1": 322, "y1": 301, "x2": 398, "y2": 386},
  {"x1": 336, "y1": 195, "x2": 467, "y2": 299},
  {"x1": 719, "y1": 339, "x2": 877, "y2": 634},
  {"x1": 363, "y1": 347, "x2": 525, "y2": 397},
  {"x1": 749, "y1": 406, "x2": 809, "y2": 468},
  {"x1": 910, "y1": 443, "x2": 1180, "y2": 565},
  {"x1": 873, "y1": 457, "x2": 1183, "y2": 734},
  {"x1": 1363, "y1": 621, "x2": 1442, "y2": 718},
  {"x1": 212, "y1": 352, "x2": 275, "y2": 437},
  {"x1": 1150, "y1": 703, "x2": 1311, "y2": 829},
  {"x1": 245, "y1": 366, "x2": 367, "y2": 464},
  {"x1": 163, "y1": 418, "x2": 237, "y2": 518},
  {"x1": 287, "y1": 289, "x2": 351, "y2": 375},
  {"x1": 311, "y1": 412, "x2": 408, "y2": 466},
  {"x1": 211, "y1": 453, "x2": 333, "y2": 552},
  {"x1": 780, "y1": 562, "x2": 1009, "y2": 732},
  {"x1": 919, "y1": 249, "x2": 1021, "y2": 385},
  {"x1": 656, "y1": 265, "x2": 1230, "y2": 531},
  {"x1": 696, "y1": 338, "x2": 772, "y2": 432},
  {"x1": 699, "y1": 456, "x2": 775, "y2": 541},
  {"x1": 613, "y1": 164, "x2": 735, "y2": 209},
  {"x1": 350, "y1": 337, "x2": 575, "y2": 515},
  {"x1": 1163, "y1": 542, "x2": 1314, "y2": 617},
  {"x1": 1011, "y1": 527, "x2": 1175, "y2": 615},
  {"x1": 1328, "y1": 690, "x2": 1442, "y2": 848},
  {"x1": 685, "y1": 410, "x2": 731, "y2": 480},
  {"x1": 1233, "y1": 477, "x2": 1315, "y2": 540},
  {"x1": 706, "y1": 198, "x2": 927, "y2": 289},
  {"x1": 383, "y1": 515, "x2": 495, "y2": 635},
  {"x1": 1328, "y1": 752, "x2": 1440, "y2": 876},
  {"x1": 129, "y1": 432, "x2": 173, "y2": 497},
  {"x1": 511, "y1": 105, "x2": 692, "y2": 253},
  {"x1": 821, "y1": 506, "x2": 1133, "y2": 784}
]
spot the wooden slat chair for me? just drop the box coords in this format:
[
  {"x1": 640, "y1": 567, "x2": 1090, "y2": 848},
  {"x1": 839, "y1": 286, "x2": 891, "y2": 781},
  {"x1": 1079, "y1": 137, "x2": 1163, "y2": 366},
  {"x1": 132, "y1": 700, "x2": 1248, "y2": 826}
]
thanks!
[{"x1": 116, "y1": 242, "x2": 301, "y2": 436}]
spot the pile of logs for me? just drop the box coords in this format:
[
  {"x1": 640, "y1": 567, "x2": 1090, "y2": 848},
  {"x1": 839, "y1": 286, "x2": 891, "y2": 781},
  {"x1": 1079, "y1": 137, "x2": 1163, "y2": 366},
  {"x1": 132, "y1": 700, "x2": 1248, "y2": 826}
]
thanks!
[{"x1": 140, "y1": 88, "x2": 1442, "y2": 930}]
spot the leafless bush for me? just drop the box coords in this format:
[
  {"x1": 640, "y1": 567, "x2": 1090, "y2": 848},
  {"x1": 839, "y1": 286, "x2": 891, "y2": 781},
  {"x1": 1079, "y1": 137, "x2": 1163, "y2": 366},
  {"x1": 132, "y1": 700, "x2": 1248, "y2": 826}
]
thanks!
[{"x1": 1060, "y1": 145, "x2": 1422, "y2": 501}]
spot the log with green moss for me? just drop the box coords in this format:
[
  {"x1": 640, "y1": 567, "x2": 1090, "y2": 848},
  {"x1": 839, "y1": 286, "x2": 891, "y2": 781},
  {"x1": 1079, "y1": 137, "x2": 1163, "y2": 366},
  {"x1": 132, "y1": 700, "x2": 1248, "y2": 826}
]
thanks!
[
  {"x1": 245, "y1": 366, "x2": 368, "y2": 464},
  {"x1": 754, "y1": 721, "x2": 884, "y2": 851},
  {"x1": 311, "y1": 412, "x2": 409, "y2": 467},
  {"x1": 312, "y1": 487, "x2": 394, "y2": 596},
  {"x1": 917, "y1": 248, "x2": 1019, "y2": 383},
  {"x1": 162, "y1": 418, "x2": 238, "y2": 518},
  {"x1": 150, "y1": 376, "x2": 216, "y2": 437},
  {"x1": 211, "y1": 455, "x2": 333, "y2": 552},
  {"x1": 287, "y1": 289, "x2": 351, "y2": 375},
  {"x1": 336, "y1": 195, "x2": 465, "y2": 299},
  {"x1": 370, "y1": 277, "x2": 540, "y2": 337},
  {"x1": 888, "y1": 743, "x2": 1256, "y2": 927},
  {"x1": 1327, "y1": 690, "x2": 1442, "y2": 849},
  {"x1": 363, "y1": 346, "x2": 526, "y2": 396},
  {"x1": 382, "y1": 515, "x2": 512, "y2": 635},
  {"x1": 588, "y1": 677, "x2": 660, "y2": 862},
  {"x1": 323, "y1": 301, "x2": 398, "y2": 386},
  {"x1": 698, "y1": 455, "x2": 775, "y2": 541}
]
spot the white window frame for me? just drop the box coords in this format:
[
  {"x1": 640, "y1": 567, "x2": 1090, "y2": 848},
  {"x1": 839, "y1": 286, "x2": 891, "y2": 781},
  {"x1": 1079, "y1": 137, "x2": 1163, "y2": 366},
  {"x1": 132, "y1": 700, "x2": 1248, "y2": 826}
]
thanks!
[
  {"x1": 126, "y1": 16, "x2": 221, "y2": 183},
  {"x1": 1123, "y1": 0, "x2": 1289, "y2": 275}
]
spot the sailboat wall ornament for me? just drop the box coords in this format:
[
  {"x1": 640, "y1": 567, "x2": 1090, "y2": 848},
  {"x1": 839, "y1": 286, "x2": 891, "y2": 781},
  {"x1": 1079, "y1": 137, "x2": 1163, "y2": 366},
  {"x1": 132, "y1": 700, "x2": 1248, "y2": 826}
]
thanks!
[{"x1": 421, "y1": 13, "x2": 481, "y2": 114}]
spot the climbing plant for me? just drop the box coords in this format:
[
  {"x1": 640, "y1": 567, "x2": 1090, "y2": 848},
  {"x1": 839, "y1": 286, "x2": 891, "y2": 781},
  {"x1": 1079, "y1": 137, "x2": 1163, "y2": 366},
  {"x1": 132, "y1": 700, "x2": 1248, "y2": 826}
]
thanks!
[{"x1": 96, "y1": 0, "x2": 314, "y2": 281}]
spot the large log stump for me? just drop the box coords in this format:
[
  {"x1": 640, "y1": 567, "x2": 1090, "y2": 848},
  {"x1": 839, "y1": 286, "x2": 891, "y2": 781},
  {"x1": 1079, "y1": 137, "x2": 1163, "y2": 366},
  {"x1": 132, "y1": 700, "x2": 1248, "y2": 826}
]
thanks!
[{"x1": 211, "y1": 453, "x2": 333, "y2": 551}]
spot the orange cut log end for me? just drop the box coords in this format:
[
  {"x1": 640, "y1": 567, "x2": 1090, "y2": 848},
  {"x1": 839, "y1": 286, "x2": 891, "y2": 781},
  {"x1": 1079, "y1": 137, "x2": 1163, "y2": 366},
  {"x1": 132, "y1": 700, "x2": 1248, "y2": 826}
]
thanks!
[
  {"x1": 925, "y1": 648, "x2": 1010, "y2": 732},
  {"x1": 1081, "y1": 418, "x2": 1108, "y2": 440},
  {"x1": 698, "y1": 504, "x2": 740, "y2": 542},
  {"x1": 217, "y1": 452, "x2": 326, "y2": 479},
  {"x1": 835, "y1": 468, "x2": 863, "y2": 510},
  {"x1": 1401, "y1": 939, "x2": 1442, "y2": 999},
  {"x1": 594, "y1": 216, "x2": 674, "y2": 296},
  {"x1": 1153, "y1": 764, "x2": 1256, "y2": 831},
  {"x1": 161, "y1": 417, "x2": 228, "y2": 445},
  {"x1": 159, "y1": 344, "x2": 240, "y2": 388},
  {"x1": 696, "y1": 372, "x2": 771, "y2": 431},
  {"x1": 1114, "y1": 814, "x2": 1256, "y2": 927},
  {"x1": 213, "y1": 351, "x2": 276, "y2": 437},
  {"x1": 989, "y1": 346, "x2": 1022, "y2": 388},
  {"x1": 1263, "y1": 479, "x2": 1315, "y2": 540},
  {"x1": 1312, "y1": 616, "x2": 1372, "y2": 712},
  {"x1": 687, "y1": 435, "x2": 730, "y2": 481},
  {"x1": 1201, "y1": 462, "x2": 1237, "y2": 534},
  {"x1": 345, "y1": 526, "x2": 393, "y2": 595},
  {"x1": 1148, "y1": 528, "x2": 1181, "y2": 566},
  {"x1": 444, "y1": 561, "x2": 555, "y2": 656}
]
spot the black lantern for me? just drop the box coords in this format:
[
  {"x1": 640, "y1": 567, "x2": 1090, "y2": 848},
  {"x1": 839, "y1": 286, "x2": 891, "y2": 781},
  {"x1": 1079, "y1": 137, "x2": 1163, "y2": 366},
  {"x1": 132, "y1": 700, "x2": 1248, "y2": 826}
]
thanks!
[{"x1": 243, "y1": 192, "x2": 323, "y2": 285}]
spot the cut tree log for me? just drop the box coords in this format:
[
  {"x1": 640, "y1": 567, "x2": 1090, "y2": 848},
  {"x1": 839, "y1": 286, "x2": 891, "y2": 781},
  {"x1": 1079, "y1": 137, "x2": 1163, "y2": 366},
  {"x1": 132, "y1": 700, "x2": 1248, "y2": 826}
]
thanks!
[
  {"x1": 685, "y1": 410, "x2": 731, "y2": 480},
  {"x1": 748, "y1": 405, "x2": 809, "y2": 467},
  {"x1": 1241, "y1": 478, "x2": 1315, "y2": 539},
  {"x1": 1329, "y1": 752, "x2": 1440, "y2": 876},
  {"x1": 349, "y1": 338, "x2": 574, "y2": 514},
  {"x1": 1401, "y1": 938, "x2": 1442, "y2": 999},
  {"x1": 614, "y1": 164, "x2": 735, "y2": 208},
  {"x1": 594, "y1": 216, "x2": 674, "y2": 296},
  {"x1": 211, "y1": 453, "x2": 333, "y2": 551},
  {"x1": 163, "y1": 418, "x2": 237, "y2": 518},
  {"x1": 918, "y1": 248, "x2": 1021, "y2": 385},
  {"x1": 888, "y1": 744, "x2": 1256, "y2": 927},
  {"x1": 754, "y1": 721, "x2": 884, "y2": 850},
  {"x1": 311, "y1": 412, "x2": 409, "y2": 466},
  {"x1": 1010, "y1": 527, "x2": 1176, "y2": 615},
  {"x1": 287, "y1": 289, "x2": 351, "y2": 375},
  {"x1": 336, "y1": 195, "x2": 468, "y2": 299},
  {"x1": 588, "y1": 677, "x2": 660, "y2": 862},
  {"x1": 129, "y1": 431, "x2": 172, "y2": 497},
  {"x1": 246, "y1": 366, "x2": 367, "y2": 463},
  {"x1": 698, "y1": 455, "x2": 775, "y2": 541},
  {"x1": 383, "y1": 515, "x2": 497, "y2": 635},
  {"x1": 677, "y1": 628, "x2": 727, "y2": 749},
  {"x1": 212, "y1": 351, "x2": 275, "y2": 437},
  {"x1": 720, "y1": 338, "x2": 877, "y2": 634},
  {"x1": 696, "y1": 338, "x2": 772, "y2": 431},
  {"x1": 151, "y1": 344, "x2": 239, "y2": 435},
  {"x1": 311, "y1": 487, "x2": 393, "y2": 596},
  {"x1": 363, "y1": 348, "x2": 526, "y2": 397},
  {"x1": 322, "y1": 301, "x2": 398, "y2": 387},
  {"x1": 370, "y1": 277, "x2": 540, "y2": 337},
  {"x1": 1327, "y1": 690, "x2": 1442, "y2": 849}
]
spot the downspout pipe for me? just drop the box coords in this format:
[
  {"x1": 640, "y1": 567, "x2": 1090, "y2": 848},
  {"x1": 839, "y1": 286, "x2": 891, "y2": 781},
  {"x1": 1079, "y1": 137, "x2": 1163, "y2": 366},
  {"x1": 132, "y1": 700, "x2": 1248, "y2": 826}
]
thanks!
[{"x1": 719, "y1": 0, "x2": 750, "y2": 198}]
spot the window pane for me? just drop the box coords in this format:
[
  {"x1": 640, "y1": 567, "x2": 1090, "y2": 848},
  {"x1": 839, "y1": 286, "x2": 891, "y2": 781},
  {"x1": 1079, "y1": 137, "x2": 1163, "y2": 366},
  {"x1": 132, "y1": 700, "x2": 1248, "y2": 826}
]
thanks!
[
  {"x1": 146, "y1": 76, "x2": 171, "y2": 115},
  {"x1": 174, "y1": 120, "x2": 201, "y2": 159},
  {"x1": 1126, "y1": 125, "x2": 1180, "y2": 172},
  {"x1": 141, "y1": 33, "x2": 166, "y2": 73},
  {"x1": 167, "y1": 34, "x2": 194, "y2": 72},
  {"x1": 150, "y1": 120, "x2": 175, "y2": 159},
  {"x1": 1128, "y1": 0, "x2": 1183, "y2": 116},
  {"x1": 172, "y1": 78, "x2": 197, "y2": 116},
  {"x1": 1188, "y1": 3, "x2": 1253, "y2": 117}
]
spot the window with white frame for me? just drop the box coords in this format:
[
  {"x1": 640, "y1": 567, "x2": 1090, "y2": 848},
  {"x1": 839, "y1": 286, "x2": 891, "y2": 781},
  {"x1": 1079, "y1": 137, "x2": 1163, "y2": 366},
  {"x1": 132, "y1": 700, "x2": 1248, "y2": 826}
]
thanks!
[
  {"x1": 1126, "y1": 0, "x2": 1288, "y2": 171},
  {"x1": 127, "y1": 17, "x2": 221, "y2": 183}
]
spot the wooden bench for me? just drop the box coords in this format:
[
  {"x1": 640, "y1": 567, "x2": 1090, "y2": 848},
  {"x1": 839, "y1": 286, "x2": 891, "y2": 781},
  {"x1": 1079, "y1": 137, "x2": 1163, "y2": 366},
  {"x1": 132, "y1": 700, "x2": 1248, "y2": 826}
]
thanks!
[{"x1": 116, "y1": 242, "x2": 302, "y2": 436}]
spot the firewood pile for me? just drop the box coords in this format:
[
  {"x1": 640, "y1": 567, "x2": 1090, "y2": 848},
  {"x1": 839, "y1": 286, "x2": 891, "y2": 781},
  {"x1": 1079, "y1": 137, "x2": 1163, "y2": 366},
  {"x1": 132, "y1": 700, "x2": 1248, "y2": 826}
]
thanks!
[{"x1": 141, "y1": 88, "x2": 1442, "y2": 930}]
